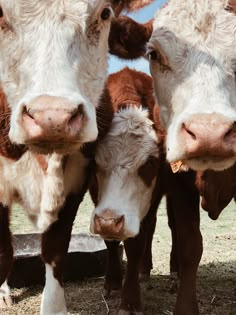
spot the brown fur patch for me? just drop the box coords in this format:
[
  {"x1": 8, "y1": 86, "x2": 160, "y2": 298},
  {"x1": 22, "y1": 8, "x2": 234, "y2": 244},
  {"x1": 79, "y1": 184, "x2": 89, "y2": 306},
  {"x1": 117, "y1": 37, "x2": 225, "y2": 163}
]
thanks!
[
  {"x1": 138, "y1": 156, "x2": 160, "y2": 187},
  {"x1": 0, "y1": 88, "x2": 26, "y2": 160}
]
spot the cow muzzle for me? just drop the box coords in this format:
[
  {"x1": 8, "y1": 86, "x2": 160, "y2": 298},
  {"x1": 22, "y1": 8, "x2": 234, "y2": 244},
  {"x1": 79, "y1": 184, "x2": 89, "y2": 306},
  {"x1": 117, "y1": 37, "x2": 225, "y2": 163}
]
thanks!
[
  {"x1": 92, "y1": 209, "x2": 125, "y2": 241},
  {"x1": 21, "y1": 96, "x2": 86, "y2": 153},
  {"x1": 177, "y1": 113, "x2": 236, "y2": 169}
]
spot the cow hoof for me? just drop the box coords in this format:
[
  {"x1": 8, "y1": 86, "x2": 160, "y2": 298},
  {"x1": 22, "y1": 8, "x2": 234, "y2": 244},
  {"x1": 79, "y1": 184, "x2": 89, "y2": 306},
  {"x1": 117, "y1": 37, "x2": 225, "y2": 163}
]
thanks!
[
  {"x1": 169, "y1": 272, "x2": 179, "y2": 294},
  {"x1": 118, "y1": 310, "x2": 143, "y2": 315},
  {"x1": 104, "y1": 279, "x2": 122, "y2": 293},
  {"x1": 139, "y1": 271, "x2": 151, "y2": 281},
  {"x1": 0, "y1": 282, "x2": 12, "y2": 308},
  {"x1": 0, "y1": 295, "x2": 13, "y2": 308}
]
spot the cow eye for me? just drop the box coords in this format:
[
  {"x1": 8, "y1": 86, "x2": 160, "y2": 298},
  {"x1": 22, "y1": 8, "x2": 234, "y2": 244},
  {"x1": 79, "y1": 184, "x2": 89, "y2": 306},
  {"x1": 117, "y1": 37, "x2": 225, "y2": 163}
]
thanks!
[
  {"x1": 101, "y1": 8, "x2": 111, "y2": 21},
  {"x1": 148, "y1": 50, "x2": 162, "y2": 63}
]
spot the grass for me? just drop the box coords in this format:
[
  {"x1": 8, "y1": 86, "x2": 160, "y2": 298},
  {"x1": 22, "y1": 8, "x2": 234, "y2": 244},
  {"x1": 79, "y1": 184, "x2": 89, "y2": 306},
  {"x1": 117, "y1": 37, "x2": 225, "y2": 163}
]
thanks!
[{"x1": 4, "y1": 195, "x2": 236, "y2": 314}]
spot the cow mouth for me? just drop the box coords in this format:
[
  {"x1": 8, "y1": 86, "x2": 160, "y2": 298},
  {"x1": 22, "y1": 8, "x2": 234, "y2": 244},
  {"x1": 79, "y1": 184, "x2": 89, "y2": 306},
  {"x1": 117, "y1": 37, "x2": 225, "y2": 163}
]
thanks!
[
  {"x1": 102, "y1": 234, "x2": 126, "y2": 241},
  {"x1": 181, "y1": 155, "x2": 236, "y2": 171},
  {"x1": 26, "y1": 140, "x2": 82, "y2": 154}
]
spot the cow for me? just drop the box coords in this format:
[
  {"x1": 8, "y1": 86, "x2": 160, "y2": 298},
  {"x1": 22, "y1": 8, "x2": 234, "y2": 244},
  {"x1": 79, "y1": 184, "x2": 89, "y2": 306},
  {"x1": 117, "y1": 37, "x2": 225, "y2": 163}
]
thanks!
[
  {"x1": 196, "y1": 164, "x2": 236, "y2": 220},
  {"x1": 146, "y1": 1, "x2": 236, "y2": 314},
  {"x1": 109, "y1": 2, "x2": 236, "y2": 314},
  {"x1": 89, "y1": 67, "x2": 166, "y2": 315},
  {"x1": 0, "y1": 1, "x2": 156, "y2": 313}
]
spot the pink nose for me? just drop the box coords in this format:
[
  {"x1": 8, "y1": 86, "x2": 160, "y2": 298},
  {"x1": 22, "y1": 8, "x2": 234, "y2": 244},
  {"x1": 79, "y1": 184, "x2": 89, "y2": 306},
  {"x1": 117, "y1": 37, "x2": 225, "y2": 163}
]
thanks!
[
  {"x1": 22, "y1": 96, "x2": 84, "y2": 146},
  {"x1": 93, "y1": 209, "x2": 125, "y2": 240},
  {"x1": 181, "y1": 114, "x2": 236, "y2": 158}
]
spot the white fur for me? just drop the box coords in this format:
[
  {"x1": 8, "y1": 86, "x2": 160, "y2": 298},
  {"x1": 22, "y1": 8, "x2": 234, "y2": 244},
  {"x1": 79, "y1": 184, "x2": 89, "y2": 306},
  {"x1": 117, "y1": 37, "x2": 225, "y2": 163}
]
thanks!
[
  {"x1": 0, "y1": 153, "x2": 63, "y2": 232},
  {"x1": 0, "y1": 281, "x2": 12, "y2": 308},
  {"x1": 0, "y1": 151, "x2": 89, "y2": 232},
  {"x1": 90, "y1": 107, "x2": 159, "y2": 239},
  {"x1": 41, "y1": 264, "x2": 67, "y2": 315},
  {"x1": 0, "y1": 0, "x2": 112, "y2": 147},
  {"x1": 148, "y1": 0, "x2": 236, "y2": 171}
]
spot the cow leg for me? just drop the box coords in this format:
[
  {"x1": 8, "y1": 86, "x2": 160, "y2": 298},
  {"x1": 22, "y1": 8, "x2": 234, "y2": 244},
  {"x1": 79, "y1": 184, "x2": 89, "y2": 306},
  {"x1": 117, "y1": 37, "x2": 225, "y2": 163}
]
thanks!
[
  {"x1": 170, "y1": 172, "x2": 202, "y2": 315},
  {"x1": 139, "y1": 183, "x2": 164, "y2": 281},
  {"x1": 139, "y1": 213, "x2": 157, "y2": 280},
  {"x1": 119, "y1": 229, "x2": 146, "y2": 315},
  {"x1": 104, "y1": 240, "x2": 123, "y2": 295},
  {"x1": 40, "y1": 193, "x2": 84, "y2": 315},
  {"x1": 166, "y1": 197, "x2": 178, "y2": 275},
  {"x1": 0, "y1": 204, "x2": 13, "y2": 308}
]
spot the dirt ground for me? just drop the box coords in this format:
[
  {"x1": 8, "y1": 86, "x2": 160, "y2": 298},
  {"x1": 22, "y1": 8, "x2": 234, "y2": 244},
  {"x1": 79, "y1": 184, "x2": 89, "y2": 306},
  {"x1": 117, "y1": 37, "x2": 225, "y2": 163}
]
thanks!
[{"x1": 3, "y1": 195, "x2": 236, "y2": 315}]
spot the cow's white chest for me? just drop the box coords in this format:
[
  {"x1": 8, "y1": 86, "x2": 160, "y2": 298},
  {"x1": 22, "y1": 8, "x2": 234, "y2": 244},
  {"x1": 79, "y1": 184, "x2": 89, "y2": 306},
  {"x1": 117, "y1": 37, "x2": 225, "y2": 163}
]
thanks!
[{"x1": 0, "y1": 151, "x2": 89, "y2": 232}]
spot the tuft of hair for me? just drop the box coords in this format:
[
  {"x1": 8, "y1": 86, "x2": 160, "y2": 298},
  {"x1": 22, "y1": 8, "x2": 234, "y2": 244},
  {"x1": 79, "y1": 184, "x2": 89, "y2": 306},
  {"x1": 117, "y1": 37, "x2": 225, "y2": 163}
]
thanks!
[
  {"x1": 109, "y1": 106, "x2": 154, "y2": 137},
  {"x1": 155, "y1": 0, "x2": 235, "y2": 39}
]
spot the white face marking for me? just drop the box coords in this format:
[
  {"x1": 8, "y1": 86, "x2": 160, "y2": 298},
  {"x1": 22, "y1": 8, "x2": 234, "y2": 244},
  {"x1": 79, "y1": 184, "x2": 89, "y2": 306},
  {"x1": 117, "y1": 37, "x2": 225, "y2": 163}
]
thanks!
[
  {"x1": 90, "y1": 107, "x2": 160, "y2": 239},
  {"x1": 148, "y1": 0, "x2": 236, "y2": 171},
  {"x1": 0, "y1": 0, "x2": 112, "y2": 146},
  {"x1": 41, "y1": 264, "x2": 67, "y2": 315}
]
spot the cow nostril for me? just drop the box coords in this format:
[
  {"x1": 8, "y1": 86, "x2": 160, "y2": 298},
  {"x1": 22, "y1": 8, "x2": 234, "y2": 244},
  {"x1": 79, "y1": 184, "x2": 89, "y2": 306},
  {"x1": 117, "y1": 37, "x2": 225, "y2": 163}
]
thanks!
[
  {"x1": 224, "y1": 122, "x2": 236, "y2": 139},
  {"x1": 70, "y1": 104, "x2": 84, "y2": 119},
  {"x1": 182, "y1": 123, "x2": 197, "y2": 140},
  {"x1": 113, "y1": 215, "x2": 124, "y2": 225},
  {"x1": 23, "y1": 106, "x2": 34, "y2": 120},
  {"x1": 67, "y1": 104, "x2": 84, "y2": 134}
]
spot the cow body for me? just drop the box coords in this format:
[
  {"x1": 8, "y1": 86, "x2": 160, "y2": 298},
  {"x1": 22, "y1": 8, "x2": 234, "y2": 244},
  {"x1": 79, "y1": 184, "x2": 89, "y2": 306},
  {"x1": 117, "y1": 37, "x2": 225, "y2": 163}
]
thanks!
[
  {"x1": 148, "y1": 0, "x2": 236, "y2": 171},
  {"x1": 0, "y1": 87, "x2": 91, "y2": 311},
  {"x1": 144, "y1": 2, "x2": 236, "y2": 313},
  {"x1": 102, "y1": 1, "x2": 236, "y2": 314},
  {"x1": 0, "y1": 1, "x2": 156, "y2": 313},
  {"x1": 89, "y1": 67, "x2": 165, "y2": 314}
]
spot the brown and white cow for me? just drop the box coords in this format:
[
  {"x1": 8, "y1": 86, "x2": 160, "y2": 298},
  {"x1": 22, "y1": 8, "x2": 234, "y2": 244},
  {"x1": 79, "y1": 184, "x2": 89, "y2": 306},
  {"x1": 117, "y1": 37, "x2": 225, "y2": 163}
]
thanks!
[
  {"x1": 147, "y1": 0, "x2": 236, "y2": 172},
  {"x1": 0, "y1": 1, "x2": 155, "y2": 314},
  {"x1": 89, "y1": 67, "x2": 165, "y2": 314},
  {"x1": 103, "y1": 1, "x2": 236, "y2": 314},
  {"x1": 146, "y1": 1, "x2": 236, "y2": 313}
]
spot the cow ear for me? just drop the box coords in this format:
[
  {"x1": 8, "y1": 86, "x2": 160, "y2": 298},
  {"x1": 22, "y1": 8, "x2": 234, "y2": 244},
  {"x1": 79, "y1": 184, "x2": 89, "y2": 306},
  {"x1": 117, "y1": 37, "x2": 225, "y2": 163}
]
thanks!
[
  {"x1": 109, "y1": 16, "x2": 153, "y2": 60},
  {"x1": 110, "y1": 0, "x2": 154, "y2": 17},
  {"x1": 228, "y1": 0, "x2": 236, "y2": 13}
]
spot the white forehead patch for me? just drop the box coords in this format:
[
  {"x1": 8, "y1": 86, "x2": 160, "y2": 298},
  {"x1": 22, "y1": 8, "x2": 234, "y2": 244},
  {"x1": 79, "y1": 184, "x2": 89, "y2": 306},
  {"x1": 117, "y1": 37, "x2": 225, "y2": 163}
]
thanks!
[
  {"x1": 96, "y1": 106, "x2": 159, "y2": 171},
  {"x1": 152, "y1": 0, "x2": 236, "y2": 62}
]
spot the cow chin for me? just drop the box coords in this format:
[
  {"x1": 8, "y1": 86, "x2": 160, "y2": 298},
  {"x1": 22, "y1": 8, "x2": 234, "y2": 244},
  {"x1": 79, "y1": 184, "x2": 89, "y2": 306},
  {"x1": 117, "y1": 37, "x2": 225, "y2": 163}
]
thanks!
[
  {"x1": 26, "y1": 141, "x2": 82, "y2": 155},
  {"x1": 185, "y1": 157, "x2": 236, "y2": 172},
  {"x1": 91, "y1": 213, "x2": 141, "y2": 241}
]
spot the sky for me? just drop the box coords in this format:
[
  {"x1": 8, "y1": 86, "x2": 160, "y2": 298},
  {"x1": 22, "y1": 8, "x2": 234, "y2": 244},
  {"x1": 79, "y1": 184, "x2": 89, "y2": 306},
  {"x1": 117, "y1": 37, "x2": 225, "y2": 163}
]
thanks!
[{"x1": 108, "y1": 0, "x2": 167, "y2": 75}]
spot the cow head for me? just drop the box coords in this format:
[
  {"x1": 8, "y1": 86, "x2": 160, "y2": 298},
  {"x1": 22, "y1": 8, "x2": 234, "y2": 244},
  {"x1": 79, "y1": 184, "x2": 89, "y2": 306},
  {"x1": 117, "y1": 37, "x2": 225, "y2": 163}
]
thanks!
[
  {"x1": 0, "y1": 0, "x2": 114, "y2": 154},
  {"x1": 147, "y1": 0, "x2": 236, "y2": 171},
  {"x1": 89, "y1": 68, "x2": 161, "y2": 240},
  {"x1": 90, "y1": 107, "x2": 160, "y2": 240}
]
